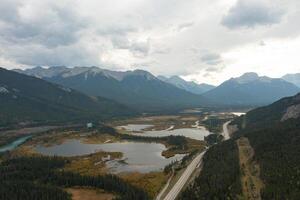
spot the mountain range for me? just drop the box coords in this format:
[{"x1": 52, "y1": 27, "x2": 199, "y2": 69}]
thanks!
[
  {"x1": 282, "y1": 73, "x2": 300, "y2": 87},
  {"x1": 157, "y1": 75, "x2": 215, "y2": 95},
  {"x1": 15, "y1": 66, "x2": 210, "y2": 111},
  {"x1": 0, "y1": 68, "x2": 133, "y2": 126},
  {"x1": 15, "y1": 67, "x2": 300, "y2": 109},
  {"x1": 202, "y1": 72, "x2": 300, "y2": 106}
]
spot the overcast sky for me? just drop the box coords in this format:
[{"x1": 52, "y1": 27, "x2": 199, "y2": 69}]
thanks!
[{"x1": 0, "y1": 0, "x2": 299, "y2": 85}]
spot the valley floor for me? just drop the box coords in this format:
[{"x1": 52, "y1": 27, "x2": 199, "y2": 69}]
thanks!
[{"x1": 0, "y1": 111, "x2": 237, "y2": 200}]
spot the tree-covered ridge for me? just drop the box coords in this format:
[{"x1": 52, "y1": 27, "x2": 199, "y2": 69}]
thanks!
[
  {"x1": 0, "y1": 156, "x2": 149, "y2": 200},
  {"x1": 180, "y1": 140, "x2": 242, "y2": 200},
  {"x1": 243, "y1": 119, "x2": 300, "y2": 199},
  {"x1": 230, "y1": 92, "x2": 300, "y2": 199},
  {"x1": 0, "y1": 68, "x2": 134, "y2": 127},
  {"x1": 180, "y1": 93, "x2": 300, "y2": 200},
  {"x1": 232, "y1": 93, "x2": 300, "y2": 129}
]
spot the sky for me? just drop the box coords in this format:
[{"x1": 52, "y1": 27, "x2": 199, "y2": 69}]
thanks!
[{"x1": 0, "y1": 0, "x2": 299, "y2": 85}]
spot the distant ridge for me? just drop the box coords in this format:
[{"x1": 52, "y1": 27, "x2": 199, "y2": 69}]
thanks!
[
  {"x1": 202, "y1": 72, "x2": 300, "y2": 106},
  {"x1": 16, "y1": 66, "x2": 211, "y2": 111},
  {"x1": 282, "y1": 73, "x2": 300, "y2": 88},
  {"x1": 157, "y1": 75, "x2": 215, "y2": 95}
]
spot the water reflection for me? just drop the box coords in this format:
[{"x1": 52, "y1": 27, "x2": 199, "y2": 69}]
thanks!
[{"x1": 35, "y1": 139, "x2": 185, "y2": 173}]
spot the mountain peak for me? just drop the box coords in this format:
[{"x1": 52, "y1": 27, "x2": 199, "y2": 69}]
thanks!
[
  {"x1": 169, "y1": 75, "x2": 185, "y2": 82},
  {"x1": 130, "y1": 69, "x2": 157, "y2": 80},
  {"x1": 282, "y1": 73, "x2": 300, "y2": 87},
  {"x1": 235, "y1": 72, "x2": 259, "y2": 83},
  {"x1": 157, "y1": 75, "x2": 215, "y2": 94}
]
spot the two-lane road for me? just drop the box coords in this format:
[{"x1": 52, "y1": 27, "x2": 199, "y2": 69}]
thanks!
[
  {"x1": 160, "y1": 121, "x2": 231, "y2": 200},
  {"x1": 222, "y1": 121, "x2": 231, "y2": 140},
  {"x1": 162, "y1": 151, "x2": 206, "y2": 200}
]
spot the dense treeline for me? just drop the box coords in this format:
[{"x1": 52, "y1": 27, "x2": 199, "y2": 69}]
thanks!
[
  {"x1": 120, "y1": 133, "x2": 187, "y2": 149},
  {"x1": 180, "y1": 140, "x2": 242, "y2": 200},
  {"x1": 204, "y1": 133, "x2": 223, "y2": 145},
  {"x1": 164, "y1": 149, "x2": 199, "y2": 174},
  {"x1": 202, "y1": 117, "x2": 230, "y2": 133},
  {"x1": 180, "y1": 149, "x2": 198, "y2": 166},
  {"x1": 242, "y1": 119, "x2": 300, "y2": 199},
  {"x1": 230, "y1": 93, "x2": 300, "y2": 199},
  {"x1": 0, "y1": 181, "x2": 71, "y2": 200},
  {"x1": 0, "y1": 156, "x2": 149, "y2": 200},
  {"x1": 94, "y1": 125, "x2": 188, "y2": 149}
]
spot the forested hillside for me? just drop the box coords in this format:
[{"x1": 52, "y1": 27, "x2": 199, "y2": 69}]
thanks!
[
  {"x1": 0, "y1": 156, "x2": 149, "y2": 200},
  {"x1": 231, "y1": 93, "x2": 300, "y2": 199},
  {"x1": 182, "y1": 93, "x2": 300, "y2": 199},
  {"x1": 232, "y1": 93, "x2": 300, "y2": 128},
  {"x1": 180, "y1": 140, "x2": 242, "y2": 199},
  {"x1": 0, "y1": 68, "x2": 133, "y2": 126},
  {"x1": 242, "y1": 119, "x2": 300, "y2": 199}
]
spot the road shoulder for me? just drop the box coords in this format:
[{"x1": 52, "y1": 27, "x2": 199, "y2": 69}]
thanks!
[{"x1": 237, "y1": 137, "x2": 264, "y2": 200}]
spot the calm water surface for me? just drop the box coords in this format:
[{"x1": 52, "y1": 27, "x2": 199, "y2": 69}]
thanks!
[
  {"x1": 120, "y1": 123, "x2": 211, "y2": 140},
  {"x1": 0, "y1": 135, "x2": 32, "y2": 152},
  {"x1": 35, "y1": 139, "x2": 184, "y2": 173},
  {"x1": 117, "y1": 124, "x2": 154, "y2": 132}
]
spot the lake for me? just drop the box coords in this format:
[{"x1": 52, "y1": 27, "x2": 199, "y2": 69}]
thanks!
[
  {"x1": 231, "y1": 112, "x2": 246, "y2": 116},
  {"x1": 117, "y1": 124, "x2": 154, "y2": 132},
  {"x1": 0, "y1": 135, "x2": 32, "y2": 152},
  {"x1": 120, "y1": 123, "x2": 211, "y2": 141},
  {"x1": 35, "y1": 139, "x2": 185, "y2": 173}
]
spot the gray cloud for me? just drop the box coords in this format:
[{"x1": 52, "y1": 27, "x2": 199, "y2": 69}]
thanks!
[
  {"x1": 111, "y1": 35, "x2": 150, "y2": 57},
  {"x1": 0, "y1": 0, "x2": 87, "y2": 48},
  {"x1": 98, "y1": 25, "x2": 138, "y2": 36},
  {"x1": 201, "y1": 53, "x2": 222, "y2": 65},
  {"x1": 111, "y1": 36, "x2": 131, "y2": 49},
  {"x1": 177, "y1": 22, "x2": 194, "y2": 32},
  {"x1": 221, "y1": 0, "x2": 285, "y2": 29},
  {"x1": 0, "y1": 0, "x2": 299, "y2": 85},
  {"x1": 205, "y1": 65, "x2": 225, "y2": 72},
  {"x1": 259, "y1": 40, "x2": 266, "y2": 46},
  {"x1": 130, "y1": 40, "x2": 150, "y2": 57},
  {"x1": 2, "y1": 42, "x2": 100, "y2": 67}
]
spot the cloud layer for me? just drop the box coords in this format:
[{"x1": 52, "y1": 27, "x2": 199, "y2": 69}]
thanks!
[
  {"x1": 221, "y1": 0, "x2": 285, "y2": 29},
  {"x1": 0, "y1": 0, "x2": 299, "y2": 84}
]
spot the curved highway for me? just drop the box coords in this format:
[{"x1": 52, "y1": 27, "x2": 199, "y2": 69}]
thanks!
[
  {"x1": 161, "y1": 120, "x2": 231, "y2": 200},
  {"x1": 162, "y1": 151, "x2": 206, "y2": 200}
]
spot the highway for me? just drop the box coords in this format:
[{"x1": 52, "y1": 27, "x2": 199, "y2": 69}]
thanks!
[
  {"x1": 222, "y1": 121, "x2": 231, "y2": 140},
  {"x1": 162, "y1": 151, "x2": 206, "y2": 200},
  {"x1": 156, "y1": 169, "x2": 174, "y2": 200},
  {"x1": 161, "y1": 121, "x2": 231, "y2": 200}
]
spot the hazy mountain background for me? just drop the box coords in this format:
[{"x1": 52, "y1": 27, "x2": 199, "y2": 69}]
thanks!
[
  {"x1": 282, "y1": 73, "x2": 300, "y2": 87},
  {"x1": 15, "y1": 67, "x2": 300, "y2": 110},
  {"x1": 16, "y1": 66, "x2": 211, "y2": 112},
  {"x1": 202, "y1": 72, "x2": 300, "y2": 106},
  {"x1": 157, "y1": 75, "x2": 215, "y2": 95}
]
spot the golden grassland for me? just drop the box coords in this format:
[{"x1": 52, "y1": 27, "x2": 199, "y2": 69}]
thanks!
[
  {"x1": 10, "y1": 145, "x2": 40, "y2": 157},
  {"x1": 65, "y1": 187, "x2": 115, "y2": 200},
  {"x1": 25, "y1": 130, "x2": 120, "y2": 147},
  {"x1": 64, "y1": 152, "x2": 122, "y2": 176},
  {"x1": 120, "y1": 171, "x2": 168, "y2": 198}
]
